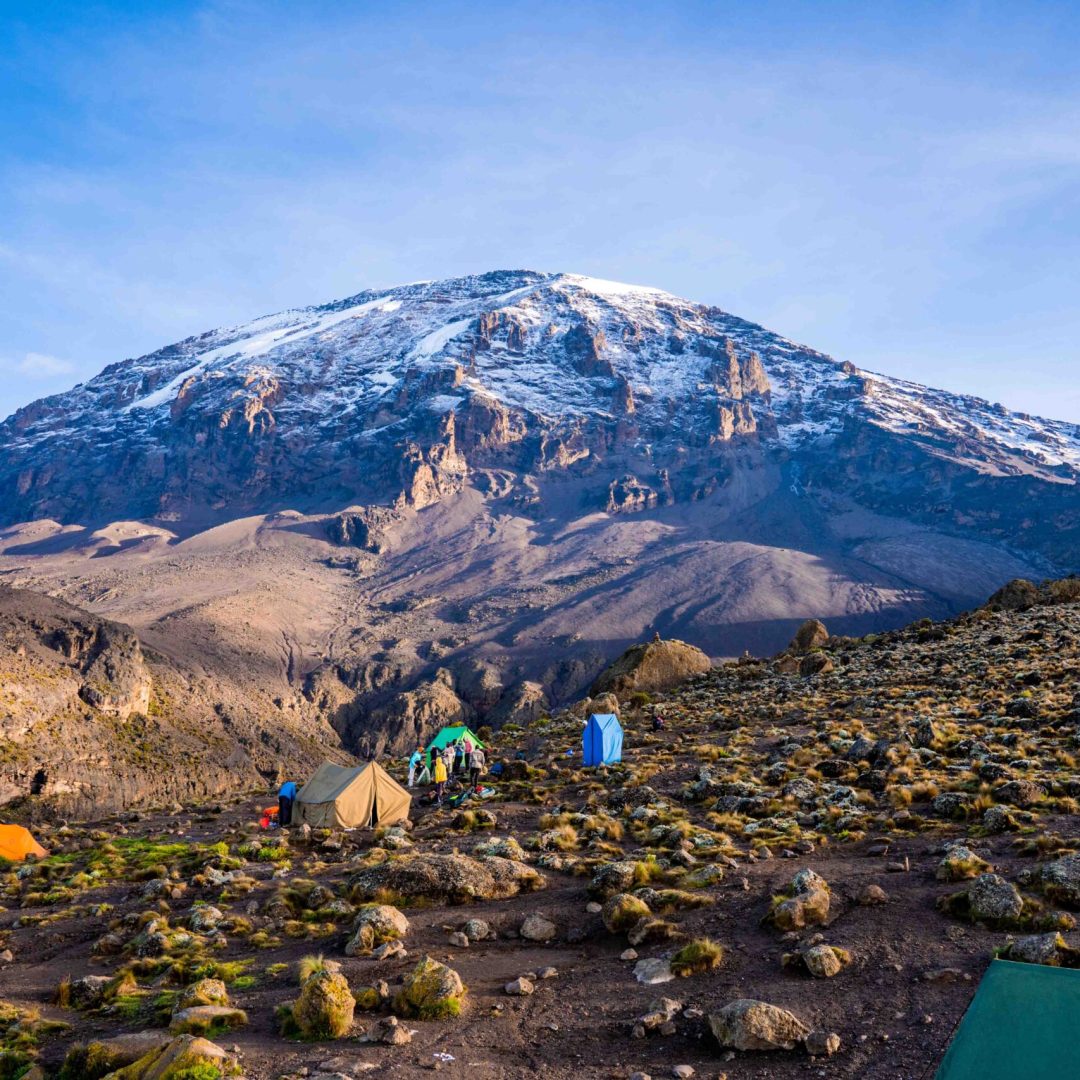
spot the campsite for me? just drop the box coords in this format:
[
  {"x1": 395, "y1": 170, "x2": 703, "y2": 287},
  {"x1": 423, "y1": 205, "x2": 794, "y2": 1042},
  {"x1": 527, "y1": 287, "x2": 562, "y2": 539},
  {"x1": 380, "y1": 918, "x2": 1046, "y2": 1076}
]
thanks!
[{"x1": 4, "y1": 590, "x2": 1080, "y2": 1078}]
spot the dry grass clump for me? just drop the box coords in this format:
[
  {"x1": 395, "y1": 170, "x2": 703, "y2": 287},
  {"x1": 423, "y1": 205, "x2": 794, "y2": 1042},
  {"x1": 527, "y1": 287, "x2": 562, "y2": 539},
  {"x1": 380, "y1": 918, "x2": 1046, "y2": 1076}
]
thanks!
[{"x1": 670, "y1": 937, "x2": 723, "y2": 976}]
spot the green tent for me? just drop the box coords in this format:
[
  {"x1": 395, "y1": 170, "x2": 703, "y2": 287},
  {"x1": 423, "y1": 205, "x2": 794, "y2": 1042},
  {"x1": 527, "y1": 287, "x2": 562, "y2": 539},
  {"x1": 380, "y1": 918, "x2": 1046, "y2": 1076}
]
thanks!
[
  {"x1": 936, "y1": 960, "x2": 1080, "y2": 1079},
  {"x1": 425, "y1": 725, "x2": 485, "y2": 768}
]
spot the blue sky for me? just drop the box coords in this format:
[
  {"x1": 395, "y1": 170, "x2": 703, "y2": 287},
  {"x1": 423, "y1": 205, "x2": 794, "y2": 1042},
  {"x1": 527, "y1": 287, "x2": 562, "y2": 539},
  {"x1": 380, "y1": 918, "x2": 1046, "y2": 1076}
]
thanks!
[{"x1": 3, "y1": 1, "x2": 1080, "y2": 421}]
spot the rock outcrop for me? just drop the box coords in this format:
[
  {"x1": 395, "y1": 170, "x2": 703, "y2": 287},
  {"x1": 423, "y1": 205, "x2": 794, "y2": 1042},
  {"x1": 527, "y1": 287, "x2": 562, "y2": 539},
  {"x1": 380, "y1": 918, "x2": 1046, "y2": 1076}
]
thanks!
[{"x1": 590, "y1": 638, "x2": 712, "y2": 699}]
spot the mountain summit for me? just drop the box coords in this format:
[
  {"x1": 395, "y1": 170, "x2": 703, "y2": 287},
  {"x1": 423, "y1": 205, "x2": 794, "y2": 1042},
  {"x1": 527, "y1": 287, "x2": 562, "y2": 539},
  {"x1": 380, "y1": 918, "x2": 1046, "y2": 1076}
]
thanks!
[
  {"x1": 1, "y1": 270, "x2": 1078, "y2": 762},
  {"x1": 4, "y1": 269, "x2": 1078, "y2": 549}
]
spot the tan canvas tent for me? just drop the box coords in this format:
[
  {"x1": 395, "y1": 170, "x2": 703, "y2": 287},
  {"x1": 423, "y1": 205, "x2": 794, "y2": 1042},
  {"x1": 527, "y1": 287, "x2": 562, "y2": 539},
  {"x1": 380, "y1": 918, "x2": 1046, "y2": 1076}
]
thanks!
[{"x1": 294, "y1": 760, "x2": 411, "y2": 829}]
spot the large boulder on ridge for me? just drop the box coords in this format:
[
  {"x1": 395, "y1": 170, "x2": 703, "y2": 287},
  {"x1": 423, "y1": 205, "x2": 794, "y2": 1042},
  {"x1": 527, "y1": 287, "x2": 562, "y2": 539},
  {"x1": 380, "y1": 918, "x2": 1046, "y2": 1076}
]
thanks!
[{"x1": 589, "y1": 638, "x2": 711, "y2": 698}]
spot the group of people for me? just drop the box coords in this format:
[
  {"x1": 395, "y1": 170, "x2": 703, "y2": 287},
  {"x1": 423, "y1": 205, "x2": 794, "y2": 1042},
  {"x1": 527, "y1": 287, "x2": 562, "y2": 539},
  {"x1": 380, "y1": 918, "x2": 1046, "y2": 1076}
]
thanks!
[{"x1": 407, "y1": 735, "x2": 487, "y2": 805}]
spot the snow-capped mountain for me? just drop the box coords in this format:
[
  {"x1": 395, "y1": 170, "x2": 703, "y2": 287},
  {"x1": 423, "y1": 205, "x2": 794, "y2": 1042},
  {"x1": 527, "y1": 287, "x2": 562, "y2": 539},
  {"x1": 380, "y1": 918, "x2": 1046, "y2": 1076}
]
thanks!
[{"x1": 3, "y1": 269, "x2": 1078, "y2": 568}]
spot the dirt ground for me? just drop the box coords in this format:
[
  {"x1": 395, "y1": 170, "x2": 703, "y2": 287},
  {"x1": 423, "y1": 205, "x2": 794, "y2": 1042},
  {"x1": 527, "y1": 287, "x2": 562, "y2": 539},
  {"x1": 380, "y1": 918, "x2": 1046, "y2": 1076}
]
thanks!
[{"x1": 1, "y1": 788, "x2": 1061, "y2": 1080}]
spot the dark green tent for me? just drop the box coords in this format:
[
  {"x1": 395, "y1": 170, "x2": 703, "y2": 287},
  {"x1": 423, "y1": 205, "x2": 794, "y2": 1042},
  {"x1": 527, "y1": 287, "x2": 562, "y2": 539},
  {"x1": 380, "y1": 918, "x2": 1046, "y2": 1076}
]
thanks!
[
  {"x1": 936, "y1": 959, "x2": 1080, "y2": 1079},
  {"x1": 425, "y1": 725, "x2": 485, "y2": 768}
]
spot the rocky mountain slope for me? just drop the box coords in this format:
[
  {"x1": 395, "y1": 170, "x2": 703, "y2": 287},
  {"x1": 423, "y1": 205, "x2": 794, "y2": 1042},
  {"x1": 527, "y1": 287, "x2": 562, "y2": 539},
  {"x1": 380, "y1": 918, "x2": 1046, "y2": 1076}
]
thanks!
[
  {"x1": 0, "y1": 586, "x2": 341, "y2": 813},
  {"x1": 1, "y1": 271, "x2": 1078, "y2": 774},
  {"x1": 3, "y1": 583, "x2": 1080, "y2": 1078}
]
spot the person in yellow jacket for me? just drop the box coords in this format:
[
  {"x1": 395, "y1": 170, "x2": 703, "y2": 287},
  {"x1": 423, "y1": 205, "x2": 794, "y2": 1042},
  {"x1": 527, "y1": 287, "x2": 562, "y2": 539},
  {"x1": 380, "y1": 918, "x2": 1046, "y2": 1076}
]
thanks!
[{"x1": 433, "y1": 753, "x2": 448, "y2": 804}]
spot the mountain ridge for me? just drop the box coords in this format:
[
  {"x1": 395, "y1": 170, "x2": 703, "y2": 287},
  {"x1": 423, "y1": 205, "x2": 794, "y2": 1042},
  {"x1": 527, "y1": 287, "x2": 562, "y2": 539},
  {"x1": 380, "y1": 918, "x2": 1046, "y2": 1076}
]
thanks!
[{"x1": 4, "y1": 269, "x2": 1078, "y2": 536}]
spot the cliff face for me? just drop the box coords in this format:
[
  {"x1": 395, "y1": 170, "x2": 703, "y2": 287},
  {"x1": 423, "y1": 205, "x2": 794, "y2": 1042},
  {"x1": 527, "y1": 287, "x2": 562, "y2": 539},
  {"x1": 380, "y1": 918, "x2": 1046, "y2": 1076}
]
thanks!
[
  {"x1": 0, "y1": 270, "x2": 1078, "y2": 803},
  {"x1": 0, "y1": 586, "x2": 340, "y2": 814}
]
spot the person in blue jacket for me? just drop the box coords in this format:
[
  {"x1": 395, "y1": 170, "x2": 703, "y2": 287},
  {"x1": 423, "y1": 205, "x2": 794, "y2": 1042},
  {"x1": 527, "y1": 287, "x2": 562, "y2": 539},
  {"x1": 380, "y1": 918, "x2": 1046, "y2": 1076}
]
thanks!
[
  {"x1": 278, "y1": 779, "x2": 297, "y2": 827},
  {"x1": 407, "y1": 745, "x2": 424, "y2": 787}
]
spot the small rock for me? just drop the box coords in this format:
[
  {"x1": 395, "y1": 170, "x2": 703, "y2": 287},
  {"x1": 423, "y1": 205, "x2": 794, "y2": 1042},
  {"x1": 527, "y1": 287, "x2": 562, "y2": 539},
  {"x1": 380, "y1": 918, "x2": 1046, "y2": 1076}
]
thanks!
[
  {"x1": 858, "y1": 883, "x2": 888, "y2": 906},
  {"x1": 803, "y1": 944, "x2": 844, "y2": 979},
  {"x1": 375, "y1": 1014, "x2": 412, "y2": 1045},
  {"x1": 805, "y1": 1030, "x2": 841, "y2": 1057},
  {"x1": 634, "y1": 958, "x2": 674, "y2": 985},
  {"x1": 505, "y1": 977, "x2": 534, "y2": 996},
  {"x1": 519, "y1": 913, "x2": 558, "y2": 943},
  {"x1": 621, "y1": 949, "x2": 639, "y2": 961}
]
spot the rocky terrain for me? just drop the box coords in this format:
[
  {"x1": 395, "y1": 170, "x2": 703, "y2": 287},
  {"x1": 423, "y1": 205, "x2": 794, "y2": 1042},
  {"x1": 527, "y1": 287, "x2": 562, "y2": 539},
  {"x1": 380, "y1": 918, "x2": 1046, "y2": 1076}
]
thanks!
[
  {"x1": 0, "y1": 586, "x2": 342, "y2": 813},
  {"x1": 2, "y1": 271, "x2": 1078, "y2": 800},
  {"x1": 2, "y1": 580, "x2": 1080, "y2": 1078}
]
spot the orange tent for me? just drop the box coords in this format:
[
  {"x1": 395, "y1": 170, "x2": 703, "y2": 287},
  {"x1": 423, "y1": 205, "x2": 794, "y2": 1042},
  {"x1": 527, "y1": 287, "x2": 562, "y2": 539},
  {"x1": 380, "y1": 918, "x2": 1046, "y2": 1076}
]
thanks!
[{"x1": 0, "y1": 825, "x2": 47, "y2": 862}]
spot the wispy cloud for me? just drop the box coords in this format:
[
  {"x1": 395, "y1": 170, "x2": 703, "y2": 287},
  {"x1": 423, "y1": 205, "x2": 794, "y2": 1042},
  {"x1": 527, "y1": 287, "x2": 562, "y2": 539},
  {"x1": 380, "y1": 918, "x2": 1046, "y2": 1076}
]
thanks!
[{"x1": 0, "y1": 352, "x2": 76, "y2": 378}]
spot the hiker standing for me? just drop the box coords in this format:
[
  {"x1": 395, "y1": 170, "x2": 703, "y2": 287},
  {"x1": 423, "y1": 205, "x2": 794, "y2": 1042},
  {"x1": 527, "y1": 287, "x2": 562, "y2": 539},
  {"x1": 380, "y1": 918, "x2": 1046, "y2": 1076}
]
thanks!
[
  {"x1": 442, "y1": 743, "x2": 456, "y2": 777},
  {"x1": 433, "y1": 753, "x2": 448, "y2": 804},
  {"x1": 468, "y1": 744, "x2": 486, "y2": 788},
  {"x1": 407, "y1": 745, "x2": 423, "y2": 788},
  {"x1": 277, "y1": 779, "x2": 297, "y2": 827}
]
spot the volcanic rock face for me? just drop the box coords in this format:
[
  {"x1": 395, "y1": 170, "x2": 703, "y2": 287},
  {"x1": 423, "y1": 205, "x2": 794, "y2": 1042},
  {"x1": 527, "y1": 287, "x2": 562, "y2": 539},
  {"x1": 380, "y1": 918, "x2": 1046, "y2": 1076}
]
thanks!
[{"x1": 0, "y1": 269, "x2": 1078, "y2": 785}]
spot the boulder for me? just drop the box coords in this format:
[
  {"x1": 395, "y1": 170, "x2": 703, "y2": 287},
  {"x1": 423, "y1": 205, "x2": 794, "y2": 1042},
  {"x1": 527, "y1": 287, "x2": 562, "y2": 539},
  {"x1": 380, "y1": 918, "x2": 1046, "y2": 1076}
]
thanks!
[
  {"x1": 349, "y1": 853, "x2": 545, "y2": 904},
  {"x1": 590, "y1": 691, "x2": 621, "y2": 717},
  {"x1": 995, "y1": 780, "x2": 1045, "y2": 808},
  {"x1": 932, "y1": 792, "x2": 973, "y2": 820},
  {"x1": 392, "y1": 956, "x2": 466, "y2": 1020},
  {"x1": 800, "y1": 652, "x2": 834, "y2": 677},
  {"x1": 1040, "y1": 853, "x2": 1080, "y2": 909},
  {"x1": 768, "y1": 869, "x2": 830, "y2": 930},
  {"x1": 937, "y1": 845, "x2": 991, "y2": 882},
  {"x1": 590, "y1": 639, "x2": 711, "y2": 698},
  {"x1": 473, "y1": 835, "x2": 527, "y2": 860},
  {"x1": 1002, "y1": 932, "x2": 1073, "y2": 966},
  {"x1": 176, "y1": 978, "x2": 229, "y2": 1009},
  {"x1": 984, "y1": 579, "x2": 1040, "y2": 612},
  {"x1": 858, "y1": 883, "x2": 888, "y2": 906},
  {"x1": 983, "y1": 805, "x2": 1017, "y2": 834},
  {"x1": 60, "y1": 1032, "x2": 172, "y2": 1077},
  {"x1": 169, "y1": 1004, "x2": 247, "y2": 1035},
  {"x1": 187, "y1": 905, "x2": 224, "y2": 933},
  {"x1": 109, "y1": 1034, "x2": 232, "y2": 1079},
  {"x1": 789, "y1": 620, "x2": 829, "y2": 654},
  {"x1": 519, "y1": 913, "x2": 558, "y2": 942},
  {"x1": 603, "y1": 893, "x2": 652, "y2": 933},
  {"x1": 345, "y1": 904, "x2": 410, "y2": 955},
  {"x1": 708, "y1": 999, "x2": 810, "y2": 1051},
  {"x1": 803, "y1": 944, "x2": 848, "y2": 979},
  {"x1": 373, "y1": 1014, "x2": 413, "y2": 1045},
  {"x1": 967, "y1": 873, "x2": 1024, "y2": 925},
  {"x1": 461, "y1": 918, "x2": 495, "y2": 942},
  {"x1": 291, "y1": 969, "x2": 356, "y2": 1039},
  {"x1": 588, "y1": 860, "x2": 640, "y2": 898},
  {"x1": 634, "y1": 957, "x2": 675, "y2": 985},
  {"x1": 69, "y1": 974, "x2": 111, "y2": 1010}
]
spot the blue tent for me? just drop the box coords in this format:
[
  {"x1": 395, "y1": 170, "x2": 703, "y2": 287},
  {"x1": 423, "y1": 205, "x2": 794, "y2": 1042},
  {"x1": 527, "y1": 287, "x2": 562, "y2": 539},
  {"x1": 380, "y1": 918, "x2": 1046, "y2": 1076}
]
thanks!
[{"x1": 583, "y1": 713, "x2": 623, "y2": 766}]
